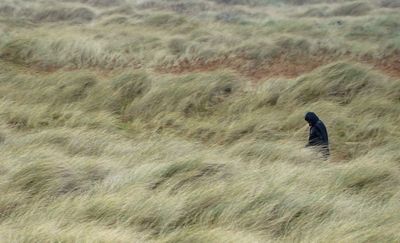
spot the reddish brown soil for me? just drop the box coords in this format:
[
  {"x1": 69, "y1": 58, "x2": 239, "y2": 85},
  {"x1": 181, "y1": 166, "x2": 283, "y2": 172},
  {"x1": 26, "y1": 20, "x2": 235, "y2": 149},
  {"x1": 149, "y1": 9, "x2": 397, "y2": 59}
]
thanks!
[
  {"x1": 156, "y1": 55, "x2": 328, "y2": 80},
  {"x1": 243, "y1": 56, "x2": 329, "y2": 80},
  {"x1": 156, "y1": 54, "x2": 400, "y2": 82},
  {"x1": 362, "y1": 55, "x2": 400, "y2": 78},
  {"x1": 9, "y1": 53, "x2": 400, "y2": 81}
]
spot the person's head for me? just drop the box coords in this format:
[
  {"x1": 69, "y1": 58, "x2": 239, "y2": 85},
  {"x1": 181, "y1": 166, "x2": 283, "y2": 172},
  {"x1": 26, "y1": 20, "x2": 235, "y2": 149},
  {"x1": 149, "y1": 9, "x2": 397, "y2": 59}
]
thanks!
[{"x1": 305, "y1": 112, "x2": 319, "y2": 126}]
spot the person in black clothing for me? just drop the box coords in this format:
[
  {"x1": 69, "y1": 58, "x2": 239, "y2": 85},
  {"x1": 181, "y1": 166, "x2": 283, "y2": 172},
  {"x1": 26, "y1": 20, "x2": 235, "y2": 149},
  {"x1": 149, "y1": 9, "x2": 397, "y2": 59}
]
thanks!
[{"x1": 305, "y1": 112, "x2": 329, "y2": 159}]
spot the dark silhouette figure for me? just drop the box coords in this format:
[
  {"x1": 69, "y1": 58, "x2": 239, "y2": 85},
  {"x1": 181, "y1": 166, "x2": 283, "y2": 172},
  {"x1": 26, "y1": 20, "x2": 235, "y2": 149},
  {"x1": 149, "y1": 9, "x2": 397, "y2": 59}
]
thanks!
[{"x1": 305, "y1": 112, "x2": 329, "y2": 159}]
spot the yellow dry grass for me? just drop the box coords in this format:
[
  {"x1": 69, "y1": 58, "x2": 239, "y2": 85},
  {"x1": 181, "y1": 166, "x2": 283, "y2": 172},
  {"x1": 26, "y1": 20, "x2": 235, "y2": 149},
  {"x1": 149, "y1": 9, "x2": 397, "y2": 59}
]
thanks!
[{"x1": 0, "y1": 0, "x2": 399, "y2": 242}]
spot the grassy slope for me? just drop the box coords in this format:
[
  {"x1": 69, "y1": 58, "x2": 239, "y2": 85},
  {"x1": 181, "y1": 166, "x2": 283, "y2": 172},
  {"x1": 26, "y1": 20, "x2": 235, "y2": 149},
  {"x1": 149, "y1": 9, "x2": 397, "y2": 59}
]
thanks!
[{"x1": 0, "y1": 0, "x2": 399, "y2": 242}]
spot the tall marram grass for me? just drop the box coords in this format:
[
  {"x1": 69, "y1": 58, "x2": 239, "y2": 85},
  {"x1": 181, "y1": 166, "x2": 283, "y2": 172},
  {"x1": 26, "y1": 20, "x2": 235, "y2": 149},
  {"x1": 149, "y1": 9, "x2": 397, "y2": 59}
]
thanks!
[
  {"x1": 0, "y1": 0, "x2": 400, "y2": 242},
  {"x1": 1, "y1": 56, "x2": 400, "y2": 241}
]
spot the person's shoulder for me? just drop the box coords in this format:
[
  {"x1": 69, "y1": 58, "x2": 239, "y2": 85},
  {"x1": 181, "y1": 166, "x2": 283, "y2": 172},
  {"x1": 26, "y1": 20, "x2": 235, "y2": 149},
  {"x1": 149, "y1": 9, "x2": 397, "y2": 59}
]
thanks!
[{"x1": 316, "y1": 120, "x2": 327, "y2": 130}]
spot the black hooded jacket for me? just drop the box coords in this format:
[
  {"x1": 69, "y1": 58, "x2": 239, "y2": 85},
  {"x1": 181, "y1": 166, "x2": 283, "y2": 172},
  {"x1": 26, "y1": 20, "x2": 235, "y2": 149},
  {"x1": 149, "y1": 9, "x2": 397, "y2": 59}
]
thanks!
[{"x1": 305, "y1": 112, "x2": 329, "y2": 147}]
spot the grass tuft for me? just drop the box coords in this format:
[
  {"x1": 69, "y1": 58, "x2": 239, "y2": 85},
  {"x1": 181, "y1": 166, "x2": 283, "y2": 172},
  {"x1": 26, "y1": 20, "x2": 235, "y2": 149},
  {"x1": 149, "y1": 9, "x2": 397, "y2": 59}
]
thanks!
[
  {"x1": 330, "y1": 2, "x2": 372, "y2": 16},
  {"x1": 33, "y1": 7, "x2": 96, "y2": 23}
]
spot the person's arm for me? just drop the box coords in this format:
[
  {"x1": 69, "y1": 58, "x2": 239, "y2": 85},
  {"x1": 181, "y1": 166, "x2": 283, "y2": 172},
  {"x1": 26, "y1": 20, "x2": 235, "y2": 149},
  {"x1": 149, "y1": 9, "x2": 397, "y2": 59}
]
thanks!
[{"x1": 307, "y1": 127, "x2": 323, "y2": 146}]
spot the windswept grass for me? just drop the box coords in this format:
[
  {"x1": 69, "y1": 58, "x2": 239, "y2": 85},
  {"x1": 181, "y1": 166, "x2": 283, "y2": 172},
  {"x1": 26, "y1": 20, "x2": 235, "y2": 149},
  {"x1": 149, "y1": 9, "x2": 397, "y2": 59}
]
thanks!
[
  {"x1": 0, "y1": 0, "x2": 399, "y2": 242},
  {"x1": 32, "y1": 7, "x2": 96, "y2": 23},
  {"x1": 330, "y1": 2, "x2": 372, "y2": 16}
]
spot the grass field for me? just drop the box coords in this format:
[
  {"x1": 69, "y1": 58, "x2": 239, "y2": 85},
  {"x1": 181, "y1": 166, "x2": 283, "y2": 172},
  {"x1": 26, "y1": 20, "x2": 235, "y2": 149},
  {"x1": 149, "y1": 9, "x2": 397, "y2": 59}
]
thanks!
[{"x1": 0, "y1": 0, "x2": 399, "y2": 242}]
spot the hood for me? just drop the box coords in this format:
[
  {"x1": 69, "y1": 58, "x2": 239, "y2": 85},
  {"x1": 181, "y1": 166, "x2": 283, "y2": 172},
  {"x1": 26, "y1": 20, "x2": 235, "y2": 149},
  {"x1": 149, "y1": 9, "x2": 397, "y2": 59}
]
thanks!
[{"x1": 305, "y1": 112, "x2": 319, "y2": 125}]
